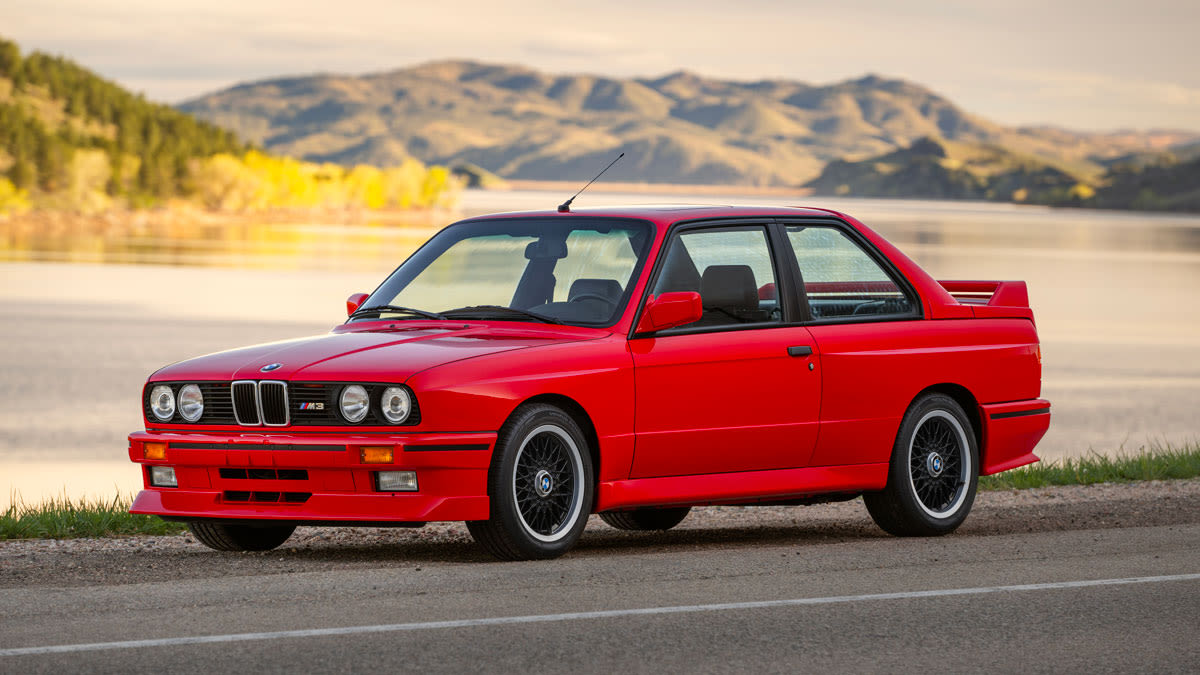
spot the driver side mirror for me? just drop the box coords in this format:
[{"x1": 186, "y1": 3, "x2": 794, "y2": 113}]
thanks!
[
  {"x1": 635, "y1": 292, "x2": 703, "y2": 334},
  {"x1": 346, "y1": 292, "x2": 369, "y2": 316}
]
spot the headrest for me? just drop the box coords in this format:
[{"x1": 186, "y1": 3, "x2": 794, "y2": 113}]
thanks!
[
  {"x1": 525, "y1": 239, "x2": 568, "y2": 260},
  {"x1": 569, "y1": 278, "x2": 623, "y2": 303},
  {"x1": 700, "y1": 265, "x2": 759, "y2": 312}
]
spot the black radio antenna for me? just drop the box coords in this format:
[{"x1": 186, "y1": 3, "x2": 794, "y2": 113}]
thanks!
[{"x1": 558, "y1": 152, "x2": 624, "y2": 213}]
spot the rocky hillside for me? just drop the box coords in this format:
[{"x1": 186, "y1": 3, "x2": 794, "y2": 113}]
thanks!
[
  {"x1": 804, "y1": 137, "x2": 1088, "y2": 202},
  {"x1": 806, "y1": 136, "x2": 1200, "y2": 211},
  {"x1": 179, "y1": 60, "x2": 1197, "y2": 186}
]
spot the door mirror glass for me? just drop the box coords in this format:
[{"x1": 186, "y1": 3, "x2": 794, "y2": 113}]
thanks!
[{"x1": 635, "y1": 292, "x2": 703, "y2": 333}]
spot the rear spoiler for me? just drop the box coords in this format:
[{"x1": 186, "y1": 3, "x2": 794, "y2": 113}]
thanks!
[
  {"x1": 939, "y1": 280, "x2": 1029, "y2": 307},
  {"x1": 938, "y1": 280, "x2": 1034, "y2": 320}
]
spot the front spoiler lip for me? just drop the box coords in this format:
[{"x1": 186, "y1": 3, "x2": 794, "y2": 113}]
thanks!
[{"x1": 130, "y1": 489, "x2": 490, "y2": 523}]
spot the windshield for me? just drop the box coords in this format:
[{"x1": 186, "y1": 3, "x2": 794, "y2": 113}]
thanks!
[{"x1": 356, "y1": 217, "x2": 654, "y2": 326}]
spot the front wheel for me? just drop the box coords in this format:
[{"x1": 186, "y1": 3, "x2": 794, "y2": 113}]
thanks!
[
  {"x1": 864, "y1": 393, "x2": 979, "y2": 536},
  {"x1": 467, "y1": 404, "x2": 594, "y2": 560},
  {"x1": 188, "y1": 521, "x2": 296, "y2": 551},
  {"x1": 600, "y1": 507, "x2": 691, "y2": 531}
]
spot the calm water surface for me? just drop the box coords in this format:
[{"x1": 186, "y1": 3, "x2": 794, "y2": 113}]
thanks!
[{"x1": 1, "y1": 190, "x2": 1197, "y2": 506}]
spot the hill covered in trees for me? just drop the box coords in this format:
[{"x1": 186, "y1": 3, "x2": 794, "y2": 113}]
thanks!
[
  {"x1": 0, "y1": 37, "x2": 457, "y2": 214},
  {"x1": 179, "y1": 59, "x2": 1196, "y2": 193},
  {"x1": 804, "y1": 136, "x2": 1200, "y2": 212}
]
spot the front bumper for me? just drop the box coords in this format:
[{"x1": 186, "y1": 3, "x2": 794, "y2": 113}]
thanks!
[{"x1": 128, "y1": 430, "x2": 494, "y2": 523}]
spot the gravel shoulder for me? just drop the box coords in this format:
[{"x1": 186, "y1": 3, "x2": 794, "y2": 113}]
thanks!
[{"x1": 3, "y1": 478, "x2": 1198, "y2": 590}]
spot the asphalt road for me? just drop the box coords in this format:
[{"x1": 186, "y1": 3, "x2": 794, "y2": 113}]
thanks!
[{"x1": 2, "y1": 482, "x2": 1198, "y2": 673}]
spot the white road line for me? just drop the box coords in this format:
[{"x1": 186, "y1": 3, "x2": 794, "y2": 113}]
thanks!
[{"x1": 2, "y1": 573, "x2": 1198, "y2": 657}]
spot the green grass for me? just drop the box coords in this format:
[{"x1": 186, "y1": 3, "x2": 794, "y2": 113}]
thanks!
[
  {"x1": 979, "y1": 443, "x2": 1200, "y2": 491},
  {"x1": 0, "y1": 492, "x2": 185, "y2": 540}
]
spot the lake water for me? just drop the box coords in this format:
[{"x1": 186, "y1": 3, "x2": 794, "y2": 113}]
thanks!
[{"x1": 1, "y1": 189, "x2": 1198, "y2": 507}]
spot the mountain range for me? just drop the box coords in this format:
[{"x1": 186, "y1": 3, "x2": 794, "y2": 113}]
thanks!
[{"x1": 179, "y1": 60, "x2": 1197, "y2": 187}]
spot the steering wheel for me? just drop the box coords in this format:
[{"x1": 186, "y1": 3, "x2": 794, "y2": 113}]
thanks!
[{"x1": 852, "y1": 300, "x2": 888, "y2": 315}]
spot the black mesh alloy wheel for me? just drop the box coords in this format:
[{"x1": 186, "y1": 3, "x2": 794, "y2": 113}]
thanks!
[
  {"x1": 864, "y1": 393, "x2": 979, "y2": 536},
  {"x1": 467, "y1": 404, "x2": 594, "y2": 560}
]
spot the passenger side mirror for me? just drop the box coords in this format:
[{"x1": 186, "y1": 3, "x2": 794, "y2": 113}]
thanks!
[
  {"x1": 346, "y1": 292, "x2": 369, "y2": 316},
  {"x1": 635, "y1": 292, "x2": 703, "y2": 334}
]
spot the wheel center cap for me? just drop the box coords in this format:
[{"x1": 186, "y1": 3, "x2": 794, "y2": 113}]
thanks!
[
  {"x1": 927, "y1": 452, "x2": 945, "y2": 477},
  {"x1": 534, "y1": 469, "x2": 553, "y2": 497}
]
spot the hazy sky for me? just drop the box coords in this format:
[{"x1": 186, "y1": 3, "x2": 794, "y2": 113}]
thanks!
[{"x1": 3, "y1": 0, "x2": 1198, "y2": 131}]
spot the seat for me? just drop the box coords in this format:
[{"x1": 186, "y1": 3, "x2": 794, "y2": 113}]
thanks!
[
  {"x1": 698, "y1": 265, "x2": 764, "y2": 325},
  {"x1": 568, "y1": 278, "x2": 623, "y2": 304}
]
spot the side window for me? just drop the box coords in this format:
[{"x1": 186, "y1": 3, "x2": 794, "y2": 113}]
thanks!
[
  {"x1": 785, "y1": 225, "x2": 915, "y2": 319},
  {"x1": 652, "y1": 226, "x2": 780, "y2": 328}
]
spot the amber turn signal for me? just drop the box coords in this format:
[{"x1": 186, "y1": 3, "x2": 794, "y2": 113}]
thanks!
[
  {"x1": 143, "y1": 442, "x2": 167, "y2": 461},
  {"x1": 361, "y1": 446, "x2": 394, "y2": 464}
]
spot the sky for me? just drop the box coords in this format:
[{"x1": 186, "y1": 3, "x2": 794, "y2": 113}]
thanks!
[{"x1": 3, "y1": 0, "x2": 1198, "y2": 132}]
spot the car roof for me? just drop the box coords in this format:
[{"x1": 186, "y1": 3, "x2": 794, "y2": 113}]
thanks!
[{"x1": 459, "y1": 204, "x2": 843, "y2": 228}]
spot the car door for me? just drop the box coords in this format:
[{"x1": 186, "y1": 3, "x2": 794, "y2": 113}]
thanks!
[
  {"x1": 779, "y1": 221, "x2": 926, "y2": 468},
  {"x1": 629, "y1": 222, "x2": 821, "y2": 478}
]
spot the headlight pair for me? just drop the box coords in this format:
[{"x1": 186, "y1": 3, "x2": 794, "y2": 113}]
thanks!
[
  {"x1": 339, "y1": 385, "x2": 411, "y2": 424},
  {"x1": 149, "y1": 384, "x2": 204, "y2": 422}
]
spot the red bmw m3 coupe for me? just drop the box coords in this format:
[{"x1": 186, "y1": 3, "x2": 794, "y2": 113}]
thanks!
[{"x1": 130, "y1": 205, "x2": 1050, "y2": 559}]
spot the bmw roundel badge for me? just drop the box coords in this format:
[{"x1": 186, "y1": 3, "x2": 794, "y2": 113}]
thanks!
[{"x1": 260, "y1": 363, "x2": 283, "y2": 372}]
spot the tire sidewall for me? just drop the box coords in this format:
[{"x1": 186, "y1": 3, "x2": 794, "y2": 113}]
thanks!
[
  {"x1": 889, "y1": 394, "x2": 979, "y2": 533},
  {"x1": 489, "y1": 405, "x2": 594, "y2": 558}
]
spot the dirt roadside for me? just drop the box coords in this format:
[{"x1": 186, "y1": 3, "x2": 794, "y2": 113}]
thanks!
[{"x1": 2, "y1": 479, "x2": 1197, "y2": 589}]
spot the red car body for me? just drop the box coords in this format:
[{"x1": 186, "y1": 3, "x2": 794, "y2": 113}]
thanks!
[{"x1": 129, "y1": 206, "x2": 1049, "y2": 538}]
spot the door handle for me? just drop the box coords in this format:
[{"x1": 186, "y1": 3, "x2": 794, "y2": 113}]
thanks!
[{"x1": 787, "y1": 345, "x2": 813, "y2": 357}]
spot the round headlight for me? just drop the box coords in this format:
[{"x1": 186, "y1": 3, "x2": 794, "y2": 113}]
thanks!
[
  {"x1": 339, "y1": 385, "x2": 369, "y2": 423},
  {"x1": 149, "y1": 385, "x2": 175, "y2": 421},
  {"x1": 380, "y1": 386, "x2": 412, "y2": 424},
  {"x1": 178, "y1": 384, "x2": 204, "y2": 422}
]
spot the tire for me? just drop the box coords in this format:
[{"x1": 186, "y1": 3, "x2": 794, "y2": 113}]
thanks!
[
  {"x1": 188, "y1": 521, "x2": 296, "y2": 552},
  {"x1": 600, "y1": 507, "x2": 691, "y2": 531},
  {"x1": 864, "y1": 393, "x2": 979, "y2": 537},
  {"x1": 467, "y1": 404, "x2": 594, "y2": 560}
]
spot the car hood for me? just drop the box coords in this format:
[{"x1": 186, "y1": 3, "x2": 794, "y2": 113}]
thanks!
[{"x1": 150, "y1": 322, "x2": 609, "y2": 383}]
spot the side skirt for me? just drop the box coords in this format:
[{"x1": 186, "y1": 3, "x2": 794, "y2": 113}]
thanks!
[{"x1": 596, "y1": 463, "x2": 888, "y2": 511}]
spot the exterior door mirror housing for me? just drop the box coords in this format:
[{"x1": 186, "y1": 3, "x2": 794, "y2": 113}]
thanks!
[
  {"x1": 346, "y1": 292, "x2": 369, "y2": 316},
  {"x1": 635, "y1": 292, "x2": 703, "y2": 334}
]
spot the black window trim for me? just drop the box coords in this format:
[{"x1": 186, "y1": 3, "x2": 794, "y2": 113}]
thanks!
[
  {"x1": 772, "y1": 216, "x2": 925, "y2": 326},
  {"x1": 350, "y1": 215, "x2": 657, "y2": 331},
  {"x1": 629, "y1": 217, "x2": 792, "y2": 339},
  {"x1": 629, "y1": 215, "x2": 926, "y2": 339}
]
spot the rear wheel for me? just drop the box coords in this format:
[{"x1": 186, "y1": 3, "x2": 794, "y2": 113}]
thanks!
[
  {"x1": 188, "y1": 521, "x2": 296, "y2": 551},
  {"x1": 467, "y1": 404, "x2": 594, "y2": 560},
  {"x1": 864, "y1": 393, "x2": 978, "y2": 536},
  {"x1": 600, "y1": 507, "x2": 691, "y2": 531}
]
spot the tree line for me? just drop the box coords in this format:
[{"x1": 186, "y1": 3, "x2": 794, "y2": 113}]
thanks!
[{"x1": 0, "y1": 37, "x2": 458, "y2": 214}]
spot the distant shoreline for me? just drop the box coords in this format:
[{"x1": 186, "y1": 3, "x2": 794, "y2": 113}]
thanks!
[{"x1": 504, "y1": 180, "x2": 815, "y2": 198}]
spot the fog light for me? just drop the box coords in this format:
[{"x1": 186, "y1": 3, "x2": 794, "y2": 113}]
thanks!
[
  {"x1": 375, "y1": 470, "x2": 417, "y2": 492},
  {"x1": 361, "y1": 446, "x2": 394, "y2": 464},
  {"x1": 143, "y1": 442, "x2": 167, "y2": 461},
  {"x1": 149, "y1": 466, "x2": 177, "y2": 487}
]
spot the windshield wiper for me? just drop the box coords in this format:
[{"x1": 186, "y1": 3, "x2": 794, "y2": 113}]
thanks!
[
  {"x1": 350, "y1": 304, "x2": 447, "y2": 321},
  {"x1": 441, "y1": 305, "x2": 563, "y2": 325}
]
